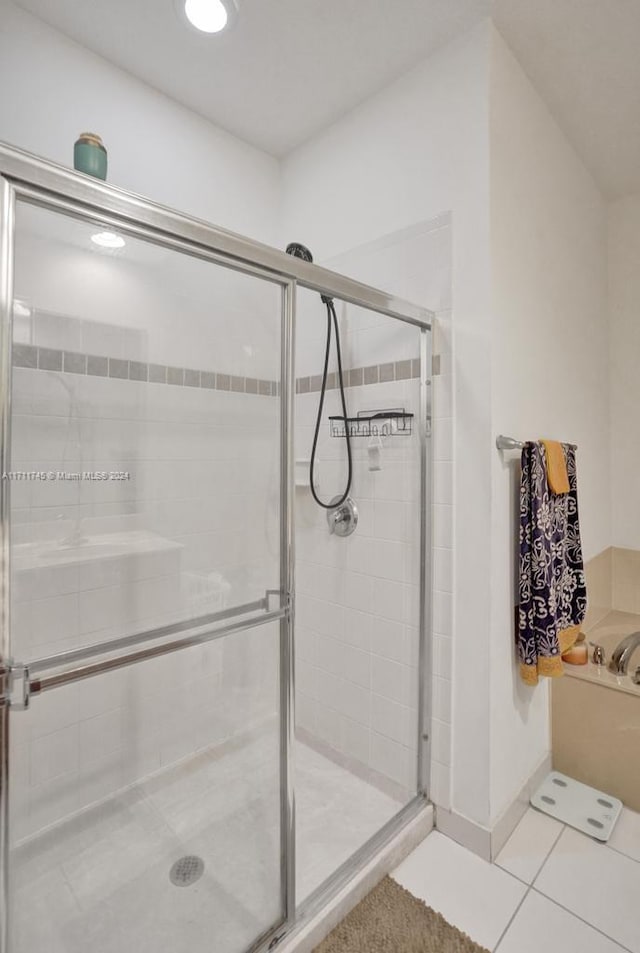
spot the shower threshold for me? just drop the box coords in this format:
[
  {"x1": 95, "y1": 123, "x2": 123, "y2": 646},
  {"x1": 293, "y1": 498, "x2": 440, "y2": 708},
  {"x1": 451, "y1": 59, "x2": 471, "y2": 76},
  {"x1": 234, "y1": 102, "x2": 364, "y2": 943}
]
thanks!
[{"x1": 273, "y1": 797, "x2": 434, "y2": 953}]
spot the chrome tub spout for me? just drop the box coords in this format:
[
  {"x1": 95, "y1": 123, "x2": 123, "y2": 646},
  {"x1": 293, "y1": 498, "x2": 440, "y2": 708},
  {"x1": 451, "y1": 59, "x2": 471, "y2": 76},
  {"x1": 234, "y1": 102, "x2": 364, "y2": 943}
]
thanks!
[{"x1": 609, "y1": 631, "x2": 640, "y2": 675}]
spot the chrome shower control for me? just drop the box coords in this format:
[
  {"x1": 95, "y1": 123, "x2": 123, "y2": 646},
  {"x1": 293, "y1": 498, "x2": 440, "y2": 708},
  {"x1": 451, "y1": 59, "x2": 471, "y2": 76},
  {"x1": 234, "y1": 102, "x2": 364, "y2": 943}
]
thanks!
[
  {"x1": 327, "y1": 496, "x2": 358, "y2": 537},
  {"x1": 591, "y1": 644, "x2": 606, "y2": 666}
]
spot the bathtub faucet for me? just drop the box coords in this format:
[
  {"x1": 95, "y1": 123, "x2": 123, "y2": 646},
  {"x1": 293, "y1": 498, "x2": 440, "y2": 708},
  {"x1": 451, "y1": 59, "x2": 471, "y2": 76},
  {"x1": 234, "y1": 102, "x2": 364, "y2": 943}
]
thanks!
[{"x1": 609, "y1": 631, "x2": 640, "y2": 675}]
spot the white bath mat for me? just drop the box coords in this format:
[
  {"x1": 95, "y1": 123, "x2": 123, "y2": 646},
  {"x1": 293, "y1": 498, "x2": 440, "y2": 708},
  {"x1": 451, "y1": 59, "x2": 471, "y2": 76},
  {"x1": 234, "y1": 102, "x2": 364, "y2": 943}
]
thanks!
[{"x1": 530, "y1": 771, "x2": 622, "y2": 842}]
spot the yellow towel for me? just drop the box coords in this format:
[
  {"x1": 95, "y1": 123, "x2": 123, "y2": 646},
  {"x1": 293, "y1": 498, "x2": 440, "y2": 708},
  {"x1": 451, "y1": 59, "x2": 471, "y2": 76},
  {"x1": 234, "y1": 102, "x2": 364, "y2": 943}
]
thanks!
[{"x1": 541, "y1": 439, "x2": 570, "y2": 494}]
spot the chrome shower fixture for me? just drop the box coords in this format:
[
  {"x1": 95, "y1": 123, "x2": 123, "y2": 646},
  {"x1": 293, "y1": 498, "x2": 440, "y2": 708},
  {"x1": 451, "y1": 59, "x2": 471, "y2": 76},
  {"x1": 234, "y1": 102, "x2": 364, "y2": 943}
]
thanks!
[{"x1": 326, "y1": 495, "x2": 358, "y2": 538}]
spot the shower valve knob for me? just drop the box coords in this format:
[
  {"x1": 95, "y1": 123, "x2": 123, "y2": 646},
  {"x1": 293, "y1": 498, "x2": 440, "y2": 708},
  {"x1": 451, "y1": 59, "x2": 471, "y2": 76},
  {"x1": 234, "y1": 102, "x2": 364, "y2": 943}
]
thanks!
[{"x1": 326, "y1": 496, "x2": 358, "y2": 538}]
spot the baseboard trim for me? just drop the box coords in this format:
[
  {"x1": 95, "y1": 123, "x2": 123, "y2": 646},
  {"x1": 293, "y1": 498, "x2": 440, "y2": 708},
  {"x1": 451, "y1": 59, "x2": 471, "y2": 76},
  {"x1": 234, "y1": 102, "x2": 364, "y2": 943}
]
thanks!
[
  {"x1": 435, "y1": 753, "x2": 552, "y2": 862},
  {"x1": 435, "y1": 806, "x2": 492, "y2": 860},
  {"x1": 490, "y1": 753, "x2": 552, "y2": 859}
]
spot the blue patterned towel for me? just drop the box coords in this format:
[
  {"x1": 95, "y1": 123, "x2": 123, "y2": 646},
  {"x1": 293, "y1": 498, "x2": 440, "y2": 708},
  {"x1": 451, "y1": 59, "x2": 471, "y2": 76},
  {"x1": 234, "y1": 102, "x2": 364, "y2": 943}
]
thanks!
[{"x1": 518, "y1": 442, "x2": 587, "y2": 685}]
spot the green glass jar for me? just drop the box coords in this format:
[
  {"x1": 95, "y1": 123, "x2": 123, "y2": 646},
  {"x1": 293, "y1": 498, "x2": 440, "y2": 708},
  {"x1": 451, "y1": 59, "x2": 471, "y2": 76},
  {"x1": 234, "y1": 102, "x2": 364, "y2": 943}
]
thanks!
[{"x1": 73, "y1": 132, "x2": 108, "y2": 180}]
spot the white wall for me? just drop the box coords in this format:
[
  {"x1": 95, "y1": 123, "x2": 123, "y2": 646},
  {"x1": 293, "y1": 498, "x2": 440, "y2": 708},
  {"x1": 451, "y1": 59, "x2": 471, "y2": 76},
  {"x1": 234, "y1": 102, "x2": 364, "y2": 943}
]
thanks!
[
  {"x1": 608, "y1": 192, "x2": 640, "y2": 550},
  {"x1": 283, "y1": 22, "x2": 493, "y2": 824},
  {"x1": 0, "y1": 2, "x2": 280, "y2": 244},
  {"x1": 285, "y1": 20, "x2": 614, "y2": 832},
  {"x1": 489, "y1": 28, "x2": 609, "y2": 821}
]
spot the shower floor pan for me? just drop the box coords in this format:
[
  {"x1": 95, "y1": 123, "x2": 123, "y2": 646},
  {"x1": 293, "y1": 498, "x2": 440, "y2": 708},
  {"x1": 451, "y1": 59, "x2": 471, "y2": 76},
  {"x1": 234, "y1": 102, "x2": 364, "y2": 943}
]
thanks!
[{"x1": 10, "y1": 736, "x2": 401, "y2": 953}]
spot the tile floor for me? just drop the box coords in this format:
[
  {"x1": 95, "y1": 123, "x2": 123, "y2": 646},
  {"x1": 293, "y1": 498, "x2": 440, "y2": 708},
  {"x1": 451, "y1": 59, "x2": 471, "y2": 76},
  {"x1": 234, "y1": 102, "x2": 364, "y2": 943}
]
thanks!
[
  {"x1": 393, "y1": 806, "x2": 640, "y2": 952},
  {"x1": 10, "y1": 735, "x2": 402, "y2": 953}
]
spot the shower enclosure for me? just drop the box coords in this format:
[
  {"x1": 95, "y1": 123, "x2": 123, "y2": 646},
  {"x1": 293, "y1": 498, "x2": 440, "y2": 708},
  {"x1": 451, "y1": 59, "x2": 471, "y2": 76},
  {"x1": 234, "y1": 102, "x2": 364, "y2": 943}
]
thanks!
[{"x1": 0, "y1": 143, "x2": 433, "y2": 953}]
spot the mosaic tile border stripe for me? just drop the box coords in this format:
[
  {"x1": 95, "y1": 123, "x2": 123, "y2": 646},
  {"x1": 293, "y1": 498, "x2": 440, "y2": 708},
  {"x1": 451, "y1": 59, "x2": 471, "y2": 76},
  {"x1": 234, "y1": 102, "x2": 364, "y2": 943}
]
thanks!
[
  {"x1": 295, "y1": 357, "x2": 420, "y2": 393},
  {"x1": 12, "y1": 343, "x2": 280, "y2": 397},
  {"x1": 12, "y1": 344, "x2": 421, "y2": 397}
]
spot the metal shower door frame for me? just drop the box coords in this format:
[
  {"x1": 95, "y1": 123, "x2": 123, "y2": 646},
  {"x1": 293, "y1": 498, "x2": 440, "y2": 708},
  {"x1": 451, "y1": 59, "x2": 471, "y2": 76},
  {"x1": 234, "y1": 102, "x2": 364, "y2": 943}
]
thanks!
[{"x1": 0, "y1": 142, "x2": 434, "y2": 953}]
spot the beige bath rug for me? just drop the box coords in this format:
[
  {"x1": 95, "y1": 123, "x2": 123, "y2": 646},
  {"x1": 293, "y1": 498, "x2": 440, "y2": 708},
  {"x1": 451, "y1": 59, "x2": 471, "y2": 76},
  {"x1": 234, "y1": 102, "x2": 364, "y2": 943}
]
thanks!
[{"x1": 314, "y1": 876, "x2": 490, "y2": 953}]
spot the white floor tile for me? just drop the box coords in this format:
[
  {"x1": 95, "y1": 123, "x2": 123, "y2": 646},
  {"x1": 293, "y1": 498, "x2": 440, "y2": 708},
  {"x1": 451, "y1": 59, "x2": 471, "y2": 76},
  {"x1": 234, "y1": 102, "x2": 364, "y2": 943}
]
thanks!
[
  {"x1": 392, "y1": 831, "x2": 527, "y2": 951},
  {"x1": 609, "y1": 807, "x2": 640, "y2": 864},
  {"x1": 496, "y1": 808, "x2": 564, "y2": 884},
  {"x1": 496, "y1": 890, "x2": 627, "y2": 953},
  {"x1": 535, "y1": 827, "x2": 640, "y2": 952}
]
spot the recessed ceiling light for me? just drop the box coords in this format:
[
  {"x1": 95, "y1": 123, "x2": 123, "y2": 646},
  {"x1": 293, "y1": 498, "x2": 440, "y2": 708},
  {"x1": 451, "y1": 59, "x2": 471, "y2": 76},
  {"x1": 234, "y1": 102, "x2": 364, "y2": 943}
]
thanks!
[
  {"x1": 91, "y1": 231, "x2": 125, "y2": 249},
  {"x1": 182, "y1": 0, "x2": 237, "y2": 34}
]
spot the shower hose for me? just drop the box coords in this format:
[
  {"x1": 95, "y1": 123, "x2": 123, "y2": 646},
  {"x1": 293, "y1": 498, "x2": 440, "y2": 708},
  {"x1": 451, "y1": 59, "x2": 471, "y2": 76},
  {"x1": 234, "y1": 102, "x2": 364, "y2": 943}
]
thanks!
[{"x1": 309, "y1": 295, "x2": 353, "y2": 509}]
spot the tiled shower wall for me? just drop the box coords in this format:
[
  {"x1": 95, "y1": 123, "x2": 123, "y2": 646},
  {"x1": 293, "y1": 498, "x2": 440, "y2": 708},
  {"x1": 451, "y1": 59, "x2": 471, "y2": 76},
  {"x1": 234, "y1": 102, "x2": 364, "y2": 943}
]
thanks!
[
  {"x1": 9, "y1": 207, "x2": 283, "y2": 843},
  {"x1": 294, "y1": 219, "x2": 454, "y2": 805},
  {"x1": 295, "y1": 374, "x2": 422, "y2": 797},
  {"x1": 10, "y1": 361, "x2": 281, "y2": 843}
]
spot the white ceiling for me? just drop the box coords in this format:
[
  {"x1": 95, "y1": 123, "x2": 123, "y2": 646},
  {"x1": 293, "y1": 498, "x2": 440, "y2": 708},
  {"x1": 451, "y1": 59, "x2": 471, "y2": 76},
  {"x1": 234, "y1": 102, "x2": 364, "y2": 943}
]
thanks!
[
  {"x1": 493, "y1": 0, "x2": 640, "y2": 199},
  {"x1": 13, "y1": 0, "x2": 640, "y2": 197},
  {"x1": 13, "y1": 0, "x2": 490, "y2": 157}
]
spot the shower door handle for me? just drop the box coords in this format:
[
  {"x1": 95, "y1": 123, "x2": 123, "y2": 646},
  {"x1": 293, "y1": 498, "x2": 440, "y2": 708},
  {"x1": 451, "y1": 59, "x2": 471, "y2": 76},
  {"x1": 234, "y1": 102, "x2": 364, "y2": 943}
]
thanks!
[{"x1": 2, "y1": 593, "x2": 284, "y2": 708}]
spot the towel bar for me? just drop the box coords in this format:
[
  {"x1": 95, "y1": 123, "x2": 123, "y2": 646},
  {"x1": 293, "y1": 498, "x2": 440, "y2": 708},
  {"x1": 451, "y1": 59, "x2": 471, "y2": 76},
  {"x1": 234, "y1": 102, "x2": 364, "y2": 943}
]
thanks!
[{"x1": 496, "y1": 434, "x2": 577, "y2": 451}]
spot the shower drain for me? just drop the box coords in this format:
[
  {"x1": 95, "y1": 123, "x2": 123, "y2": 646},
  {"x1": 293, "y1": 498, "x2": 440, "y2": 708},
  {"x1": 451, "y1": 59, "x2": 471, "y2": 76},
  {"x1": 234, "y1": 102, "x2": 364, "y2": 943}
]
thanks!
[{"x1": 169, "y1": 855, "x2": 205, "y2": 887}]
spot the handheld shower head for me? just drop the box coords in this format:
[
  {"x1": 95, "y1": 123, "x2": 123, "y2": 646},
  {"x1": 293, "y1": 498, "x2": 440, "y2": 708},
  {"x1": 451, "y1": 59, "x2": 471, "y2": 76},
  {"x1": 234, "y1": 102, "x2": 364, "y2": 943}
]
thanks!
[
  {"x1": 286, "y1": 241, "x2": 333, "y2": 305},
  {"x1": 285, "y1": 240, "x2": 353, "y2": 514},
  {"x1": 285, "y1": 242, "x2": 313, "y2": 263}
]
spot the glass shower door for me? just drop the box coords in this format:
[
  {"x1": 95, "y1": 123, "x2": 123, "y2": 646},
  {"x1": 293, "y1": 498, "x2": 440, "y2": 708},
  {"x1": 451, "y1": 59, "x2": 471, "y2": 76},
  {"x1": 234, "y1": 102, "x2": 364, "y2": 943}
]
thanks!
[
  {"x1": 293, "y1": 287, "x2": 429, "y2": 902},
  {"x1": 1, "y1": 194, "x2": 292, "y2": 953}
]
